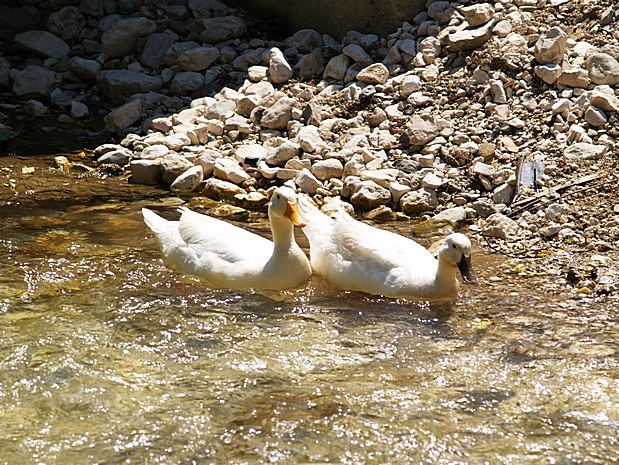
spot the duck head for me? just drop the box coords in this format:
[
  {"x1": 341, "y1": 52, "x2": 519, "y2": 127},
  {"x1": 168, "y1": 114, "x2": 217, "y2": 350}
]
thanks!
[
  {"x1": 269, "y1": 186, "x2": 306, "y2": 227},
  {"x1": 438, "y1": 233, "x2": 477, "y2": 283}
]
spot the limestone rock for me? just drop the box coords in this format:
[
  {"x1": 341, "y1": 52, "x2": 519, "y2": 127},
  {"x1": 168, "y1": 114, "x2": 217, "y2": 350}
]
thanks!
[
  {"x1": 447, "y1": 21, "x2": 494, "y2": 51},
  {"x1": 285, "y1": 29, "x2": 323, "y2": 53},
  {"x1": 584, "y1": 108, "x2": 607, "y2": 127},
  {"x1": 298, "y1": 48, "x2": 325, "y2": 80},
  {"x1": 161, "y1": 153, "x2": 194, "y2": 185},
  {"x1": 356, "y1": 63, "x2": 389, "y2": 84},
  {"x1": 201, "y1": 16, "x2": 247, "y2": 43},
  {"x1": 97, "y1": 70, "x2": 163, "y2": 104},
  {"x1": 590, "y1": 85, "x2": 619, "y2": 112},
  {"x1": 178, "y1": 46, "x2": 220, "y2": 71},
  {"x1": 460, "y1": 3, "x2": 494, "y2": 27},
  {"x1": 585, "y1": 53, "x2": 619, "y2": 86},
  {"x1": 171, "y1": 165, "x2": 204, "y2": 193},
  {"x1": 98, "y1": 149, "x2": 130, "y2": 166},
  {"x1": 418, "y1": 37, "x2": 441, "y2": 63},
  {"x1": 405, "y1": 114, "x2": 438, "y2": 146},
  {"x1": 295, "y1": 168, "x2": 321, "y2": 194},
  {"x1": 265, "y1": 141, "x2": 298, "y2": 165},
  {"x1": 323, "y1": 54, "x2": 350, "y2": 81},
  {"x1": 202, "y1": 178, "x2": 245, "y2": 201},
  {"x1": 130, "y1": 159, "x2": 162, "y2": 185},
  {"x1": 564, "y1": 142, "x2": 607, "y2": 160},
  {"x1": 15, "y1": 30, "x2": 69, "y2": 59},
  {"x1": 71, "y1": 101, "x2": 89, "y2": 119},
  {"x1": 534, "y1": 27, "x2": 568, "y2": 64},
  {"x1": 311, "y1": 158, "x2": 343, "y2": 181},
  {"x1": 260, "y1": 97, "x2": 295, "y2": 130},
  {"x1": 482, "y1": 213, "x2": 519, "y2": 239},
  {"x1": 101, "y1": 17, "x2": 156, "y2": 58},
  {"x1": 141, "y1": 32, "x2": 177, "y2": 69},
  {"x1": 350, "y1": 180, "x2": 391, "y2": 210},
  {"x1": 46, "y1": 6, "x2": 85, "y2": 40},
  {"x1": 104, "y1": 99, "x2": 143, "y2": 133},
  {"x1": 70, "y1": 57, "x2": 101, "y2": 80},
  {"x1": 214, "y1": 157, "x2": 251, "y2": 184},
  {"x1": 399, "y1": 188, "x2": 438, "y2": 214},
  {"x1": 534, "y1": 64, "x2": 562, "y2": 84},
  {"x1": 343, "y1": 44, "x2": 372, "y2": 65},
  {"x1": 170, "y1": 71, "x2": 205, "y2": 95},
  {"x1": 268, "y1": 47, "x2": 293, "y2": 84},
  {"x1": 433, "y1": 206, "x2": 467, "y2": 224},
  {"x1": 11, "y1": 65, "x2": 55, "y2": 98},
  {"x1": 400, "y1": 74, "x2": 422, "y2": 97},
  {"x1": 297, "y1": 125, "x2": 323, "y2": 153},
  {"x1": 557, "y1": 66, "x2": 590, "y2": 88}
]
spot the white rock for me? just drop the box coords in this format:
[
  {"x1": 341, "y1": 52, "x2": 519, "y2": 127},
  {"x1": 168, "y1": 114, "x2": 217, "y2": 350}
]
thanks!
[
  {"x1": 235, "y1": 144, "x2": 267, "y2": 164},
  {"x1": 585, "y1": 53, "x2": 619, "y2": 86},
  {"x1": 295, "y1": 168, "x2": 322, "y2": 194},
  {"x1": 130, "y1": 159, "x2": 162, "y2": 185},
  {"x1": 265, "y1": 141, "x2": 299, "y2": 165},
  {"x1": 405, "y1": 114, "x2": 438, "y2": 146},
  {"x1": 534, "y1": 64, "x2": 562, "y2": 84},
  {"x1": 447, "y1": 21, "x2": 494, "y2": 51},
  {"x1": 492, "y1": 183, "x2": 514, "y2": 204},
  {"x1": 399, "y1": 74, "x2": 422, "y2": 97},
  {"x1": 557, "y1": 66, "x2": 590, "y2": 88},
  {"x1": 489, "y1": 79, "x2": 507, "y2": 104},
  {"x1": 418, "y1": 37, "x2": 441, "y2": 63},
  {"x1": 584, "y1": 108, "x2": 607, "y2": 127},
  {"x1": 420, "y1": 172, "x2": 443, "y2": 189},
  {"x1": 214, "y1": 157, "x2": 250, "y2": 184},
  {"x1": 433, "y1": 207, "x2": 467, "y2": 224},
  {"x1": 482, "y1": 213, "x2": 520, "y2": 239},
  {"x1": 356, "y1": 63, "x2": 389, "y2": 84},
  {"x1": 493, "y1": 19, "x2": 512, "y2": 38},
  {"x1": 564, "y1": 142, "x2": 607, "y2": 160},
  {"x1": 350, "y1": 180, "x2": 392, "y2": 210},
  {"x1": 311, "y1": 158, "x2": 343, "y2": 181},
  {"x1": 98, "y1": 149, "x2": 130, "y2": 166},
  {"x1": 205, "y1": 99, "x2": 236, "y2": 120},
  {"x1": 268, "y1": 47, "x2": 293, "y2": 84},
  {"x1": 260, "y1": 96, "x2": 295, "y2": 130},
  {"x1": 399, "y1": 188, "x2": 438, "y2": 214},
  {"x1": 590, "y1": 85, "x2": 619, "y2": 112},
  {"x1": 297, "y1": 125, "x2": 323, "y2": 153},
  {"x1": 461, "y1": 3, "x2": 494, "y2": 27},
  {"x1": 161, "y1": 154, "x2": 194, "y2": 184},
  {"x1": 473, "y1": 161, "x2": 495, "y2": 177},
  {"x1": 534, "y1": 27, "x2": 568, "y2": 64},
  {"x1": 195, "y1": 149, "x2": 222, "y2": 176},
  {"x1": 170, "y1": 165, "x2": 204, "y2": 193},
  {"x1": 141, "y1": 145, "x2": 170, "y2": 159},
  {"x1": 389, "y1": 182, "x2": 411, "y2": 203}
]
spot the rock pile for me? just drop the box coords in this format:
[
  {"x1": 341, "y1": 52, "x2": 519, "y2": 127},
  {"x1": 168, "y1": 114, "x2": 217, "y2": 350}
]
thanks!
[{"x1": 2, "y1": 0, "x2": 619, "y2": 257}]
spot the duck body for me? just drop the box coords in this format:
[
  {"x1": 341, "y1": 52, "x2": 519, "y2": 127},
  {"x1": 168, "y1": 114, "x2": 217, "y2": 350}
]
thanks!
[
  {"x1": 299, "y1": 196, "x2": 475, "y2": 300},
  {"x1": 143, "y1": 187, "x2": 311, "y2": 290}
]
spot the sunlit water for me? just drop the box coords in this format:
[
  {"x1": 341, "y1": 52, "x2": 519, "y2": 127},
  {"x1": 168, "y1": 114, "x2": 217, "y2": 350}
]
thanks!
[{"x1": 0, "y1": 176, "x2": 617, "y2": 464}]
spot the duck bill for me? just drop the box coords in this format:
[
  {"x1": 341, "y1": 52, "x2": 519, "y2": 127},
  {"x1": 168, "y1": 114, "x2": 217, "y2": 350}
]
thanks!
[
  {"x1": 285, "y1": 203, "x2": 306, "y2": 228},
  {"x1": 458, "y1": 255, "x2": 477, "y2": 284}
]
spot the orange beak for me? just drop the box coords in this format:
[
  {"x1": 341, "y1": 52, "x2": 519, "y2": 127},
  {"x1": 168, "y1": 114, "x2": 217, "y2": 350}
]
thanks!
[{"x1": 285, "y1": 202, "x2": 306, "y2": 228}]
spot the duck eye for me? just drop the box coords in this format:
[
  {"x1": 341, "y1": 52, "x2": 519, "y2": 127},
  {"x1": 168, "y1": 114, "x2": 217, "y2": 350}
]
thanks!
[{"x1": 452, "y1": 244, "x2": 456, "y2": 249}]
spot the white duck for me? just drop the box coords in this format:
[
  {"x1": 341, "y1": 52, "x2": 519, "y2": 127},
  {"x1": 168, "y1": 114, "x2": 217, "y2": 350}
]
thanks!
[
  {"x1": 142, "y1": 186, "x2": 311, "y2": 290},
  {"x1": 298, "y1": 196, "x2": 476, "y2": 299}
]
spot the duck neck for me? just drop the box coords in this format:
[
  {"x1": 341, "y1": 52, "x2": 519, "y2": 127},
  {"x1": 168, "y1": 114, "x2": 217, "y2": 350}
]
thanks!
[
  {"x1": 435, "y1": 258, "x2": 459, "y2": 294},
  {"x1": 269, "y1": 213, "x2": 295, "y2": 253}
]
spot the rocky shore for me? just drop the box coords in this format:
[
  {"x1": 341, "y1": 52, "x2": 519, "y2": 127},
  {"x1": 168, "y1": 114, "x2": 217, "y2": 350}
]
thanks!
[{"x1": 1, "y1": 0, "x2": 618, "y2": 294}]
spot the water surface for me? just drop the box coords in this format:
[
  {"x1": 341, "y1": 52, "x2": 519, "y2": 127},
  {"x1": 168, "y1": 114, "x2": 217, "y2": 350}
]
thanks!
[{"x1": 0, "y1": 161, "x2": 617, "y2": 464}]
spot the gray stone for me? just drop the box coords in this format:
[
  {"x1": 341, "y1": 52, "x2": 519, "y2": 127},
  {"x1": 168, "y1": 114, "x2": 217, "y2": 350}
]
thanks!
[
  {"x1": 311, "y1": 158, "x2": 343, "y2": 181},
  {"x1": 0, "y1": 58, "x2": 10, "y2": 87},
  {"x1": 200, "y1": 16, "x2": 247, "y2": 43},
  {"x1": 24, "y1": 99, "x2": 48, "y2": 116},
  {"x1": 534, "y1": 27, "x2": 568, "y2": 64},
  {"x1": 323, "y1": 54, "x2": 350, "y2": 81},
  {"x1": 170, "y1": 165, "x2": 204, "y2": 193},
  {"x1": 164, "y1": 41, "x2": 200, "y2": 67},
  {"x1": 493, "y1": 19, "x2": 512, "y2": 38},
  {"x1": 584, "y1": 108, "x2": 607, "y2": 127},
  {"x1": 557, "y1": 66, "x2": 590, "y2": 88},
  {"x1": 400, "y1": 74, "x2": 422, "y2": 97},
  {"x1": 268, "y1": 47, "x2": 293, "y2": 84},
  {"x1": 46, "y1": 6, "x2": 85, "y2": 40},
  {"x1": 97, "y1": 70, "x2": 163, "y2": 104},
  {"x1": 161, "y1": 153, "x2": 194, "y2": 185},
  {"x1": 98, "y1": 149, "x2": 130, "y2": 166},
  {"x1": 590, "y1": 85, "x2": 619, "y2": 111},
  {"x1": 356, "y1": 63, "x2": 389, "y2": 84},
  {"x1": 70, "y1": 57, "x2": 101, "y2": 80},
  {"x1": 350, "y1": 180, "x2": 392, "y2": 210},
  {"x1": 11, "y1": 65, "x2": 55, "y2": 98},
  {"x1": 188, "y1": 0, "x2": 232, "y2": 16},
  {"x1": 432, "y1": 206, "x2": 467, "y2": 224},
  {"x1": 492, "y1": 183, "x2": 514, "y2": 204},
  {"x1": 585, "y1": 53, "x2": 619, "y2": 86},
  {"x1": 169, "y1": 71, "x2": 204, "y2": 95},
  {"x1": 101, "y1": 17, "x2": 156, "y2": 58},
  {"x1": 130, "y1": 159, "x2": 162, "y2": 185},
  {"x1": 298, "y1": 48, "x2": 325, "y2": 80},
  {"x1": 399, "y1": 188, "x2": 438, "y2": 214},
  {"x1": 405, "y1": 114, "x2": 438, "y2": 146},
  {"x1": 141, "y1": 144, "x2": 170, "y2": 159},
  {"x1": 285, "y1": 29, "x2": 323, "y2": 53},
  {"x1": 260, "y1": 97, "x2": 295, "y2": 130},
  {"x1": 342, "y1": 44, "x2": 372, "y2": 65},
  {"x1": 140, "y1": 32, "x2": 177, "y2": 69},
  {"x1": 178, "y1": 46, "x2": 220, "y2": 71},
  {"x1": 460, "y1": 3, "x2": 494, "y2": 27},
  {"x1": 15, "y1": 30, "x2": 69, "y2": 59},
  {"x1": 80, "y1": 0, "x2": 104, "y2": 16},
  {"x1": 104, "y1": 99, "x2": 143, "y2": 132},
  {"x1": 447, "y1": 22, "x2": 493, "y2": 51},
  {"x1": 418, "y1": 37, "x2": 441, "y2": 63},
  {"x1": 70, "y1": 101, "x2": 89, "y2": 119}
]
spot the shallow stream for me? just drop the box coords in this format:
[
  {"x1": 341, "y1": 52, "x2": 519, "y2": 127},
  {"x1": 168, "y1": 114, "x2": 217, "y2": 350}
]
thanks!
[{"x1": 0, "y1": 156, "x2": 617, "y2": 464}]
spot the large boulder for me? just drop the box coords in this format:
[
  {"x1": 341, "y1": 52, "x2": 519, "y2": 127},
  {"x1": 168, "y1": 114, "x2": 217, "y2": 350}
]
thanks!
[
  {"x1": 14, "y1": 30, "x2": 69, "y2": 59},
  {"x1": 97, "y1": 70, "x2": 163, "y2": 104},
  {"x1": 46, "y1": 6, "x2": 85, "y2": 40},
  {"x1": 200, "y1": 16, "x2": 246, "y2": 43},
  {"x1": 101, "y1": 17, "x2": 157, "y2": 58},
  {"x1": 11, "y1": 65, "x2": 56, "y2": 98}
]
